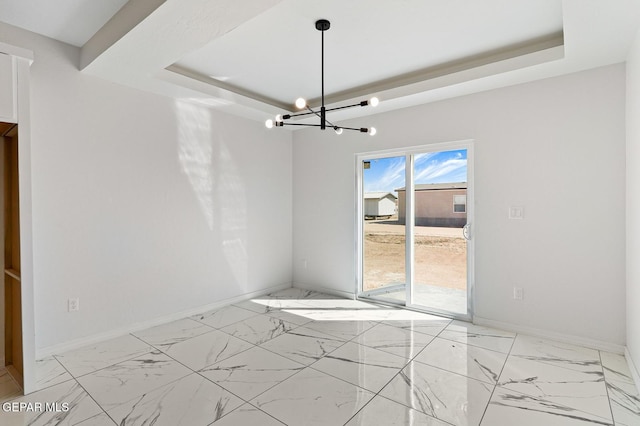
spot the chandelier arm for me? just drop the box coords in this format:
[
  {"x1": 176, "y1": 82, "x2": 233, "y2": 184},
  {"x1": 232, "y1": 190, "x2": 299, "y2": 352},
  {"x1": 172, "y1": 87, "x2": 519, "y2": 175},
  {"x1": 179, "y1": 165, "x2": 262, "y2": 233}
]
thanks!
[
  {"x1": 283, "y1": 110, "x2": 318, "y2": 119},
  {"x1": 280, "y1": 123, "x2": 323, "y2": 127},
  {"x1": 336, "y1": 126, "x2": 369, "y2": 132},
  {"x1": 324, "y1": 102, "x2": 370, "y2": 113}
]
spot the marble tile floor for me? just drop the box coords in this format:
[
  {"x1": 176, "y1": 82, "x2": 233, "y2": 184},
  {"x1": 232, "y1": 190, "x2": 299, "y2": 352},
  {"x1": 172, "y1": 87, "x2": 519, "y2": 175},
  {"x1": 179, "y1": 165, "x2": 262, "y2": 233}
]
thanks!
[{"x1": 0, "y1": 288, "x2": 638, "y2": 425}]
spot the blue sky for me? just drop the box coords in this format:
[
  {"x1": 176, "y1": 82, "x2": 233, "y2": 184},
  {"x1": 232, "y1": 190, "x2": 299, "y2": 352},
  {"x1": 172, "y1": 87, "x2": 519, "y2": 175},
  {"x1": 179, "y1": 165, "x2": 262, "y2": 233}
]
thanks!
[{"x1": 364, "y1": 149, "x2": 467, "y2": 193}]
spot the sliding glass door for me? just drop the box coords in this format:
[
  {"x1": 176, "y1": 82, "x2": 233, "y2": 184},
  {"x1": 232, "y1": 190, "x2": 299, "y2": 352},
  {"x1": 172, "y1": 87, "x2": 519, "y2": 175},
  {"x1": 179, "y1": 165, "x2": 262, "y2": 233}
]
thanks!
[
  {"x1": 361, "y1": 156, "x2": 407, "y2": 305},
  {"x1": 357, "y1": 143, "x2": 473, "y2": 319}
]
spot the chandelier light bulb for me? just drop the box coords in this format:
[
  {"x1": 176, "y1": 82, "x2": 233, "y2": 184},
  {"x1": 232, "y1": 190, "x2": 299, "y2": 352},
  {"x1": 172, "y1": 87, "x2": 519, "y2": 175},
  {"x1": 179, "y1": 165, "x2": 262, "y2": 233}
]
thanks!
[
  {"x1": 334, "y1": 127, "x2": 343, "y2": 135},
  {"x1": 369, "y1": 127, "x2": 377, "y2": 136},
  {"x1": 295, "y1": 97, "x2": 307, "y2": 109},
  {"x1": 265, "y1": 119, "x2": 274, "y2": 129},
  {"x1": 369, "y1": 97, "x2": 379, "y2": 107},
  {"x1": 275, "y1": 114, "x2": 282, "y2": 122}
]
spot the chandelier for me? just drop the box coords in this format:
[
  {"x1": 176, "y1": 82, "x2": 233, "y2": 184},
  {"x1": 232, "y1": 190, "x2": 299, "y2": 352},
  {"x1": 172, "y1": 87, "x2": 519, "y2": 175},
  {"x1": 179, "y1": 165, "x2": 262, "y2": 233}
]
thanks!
[{"x1": 265, "y1": 19, "x2": 378, "y2": 135}]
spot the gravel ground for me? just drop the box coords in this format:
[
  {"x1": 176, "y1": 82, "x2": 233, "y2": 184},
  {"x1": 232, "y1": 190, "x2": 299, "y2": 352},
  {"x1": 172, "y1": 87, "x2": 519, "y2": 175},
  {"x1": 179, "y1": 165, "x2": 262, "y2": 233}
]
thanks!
[{"x1": 363, "y1": 218, "x2": 467, "y2": 291}]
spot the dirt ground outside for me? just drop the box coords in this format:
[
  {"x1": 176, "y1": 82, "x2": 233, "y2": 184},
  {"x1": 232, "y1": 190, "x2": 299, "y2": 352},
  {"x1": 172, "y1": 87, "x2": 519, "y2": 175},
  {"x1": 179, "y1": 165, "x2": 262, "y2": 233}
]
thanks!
[{"x1": 364, "y1": 216, "x2": 467, "y2": 291}]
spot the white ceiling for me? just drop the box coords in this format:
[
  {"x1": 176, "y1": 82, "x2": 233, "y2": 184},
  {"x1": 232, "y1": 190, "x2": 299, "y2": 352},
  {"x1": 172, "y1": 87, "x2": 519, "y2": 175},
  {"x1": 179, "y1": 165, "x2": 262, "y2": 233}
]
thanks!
[
  {"x1": 175, "y1": 0, "x2": 563, "y2": 106},
  {"x1": 2, "y1": 0, "x2": 640, "y2": 125},
  {"x1": 0, "y1": 0, "x2": 128, "y2": 47}
]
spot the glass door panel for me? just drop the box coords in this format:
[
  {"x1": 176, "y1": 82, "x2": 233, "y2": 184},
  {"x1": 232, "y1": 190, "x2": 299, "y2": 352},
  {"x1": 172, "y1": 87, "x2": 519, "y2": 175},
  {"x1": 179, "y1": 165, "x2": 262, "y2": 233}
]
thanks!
[
  {"x1": 409, "y1": 149, "x2": 468, "y2": 315},
  {"x1": 361, "y1": 156, "x2": 406, "y2": 304}
]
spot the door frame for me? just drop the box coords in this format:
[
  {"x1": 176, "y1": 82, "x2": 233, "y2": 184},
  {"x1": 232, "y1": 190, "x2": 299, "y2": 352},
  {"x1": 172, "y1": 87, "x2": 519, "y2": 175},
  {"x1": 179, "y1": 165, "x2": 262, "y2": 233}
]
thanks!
[
  {"x1": 1, "y1": 42, "x2": 36, "y2": 394},
  {"x1": 355, "y1": 140, "x2": 475, "y2": 321}
]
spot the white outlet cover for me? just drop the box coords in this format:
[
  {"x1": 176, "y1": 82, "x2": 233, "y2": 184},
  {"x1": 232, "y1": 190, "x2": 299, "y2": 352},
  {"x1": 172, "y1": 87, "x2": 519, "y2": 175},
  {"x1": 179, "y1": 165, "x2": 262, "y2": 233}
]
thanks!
[
  {"x1": 68, "y1": 298, "x2": 79, "y2": 312},
  {"x1": 509, "y1": 206, "x2": 525, "y2": 219},
  {"x1": 513, "y1": 288, "x2": 524, "y2": 300}
]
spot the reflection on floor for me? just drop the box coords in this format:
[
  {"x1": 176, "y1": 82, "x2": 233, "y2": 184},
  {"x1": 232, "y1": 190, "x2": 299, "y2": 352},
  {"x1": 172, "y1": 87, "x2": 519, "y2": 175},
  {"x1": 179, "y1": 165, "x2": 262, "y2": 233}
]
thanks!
[
  {"x1": 367, "y1": 283, "x2": 467, "y2": 315},
  {"x1": 1, "y1": 288, "x2": 638, "y2": 425}
]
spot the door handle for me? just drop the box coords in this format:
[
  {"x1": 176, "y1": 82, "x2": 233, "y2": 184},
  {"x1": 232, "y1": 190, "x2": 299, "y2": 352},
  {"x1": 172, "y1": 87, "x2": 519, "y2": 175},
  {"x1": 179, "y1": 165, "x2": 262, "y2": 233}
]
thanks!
[{"x1": 463, "y1": 223, "x2": 471, "y2": 240}]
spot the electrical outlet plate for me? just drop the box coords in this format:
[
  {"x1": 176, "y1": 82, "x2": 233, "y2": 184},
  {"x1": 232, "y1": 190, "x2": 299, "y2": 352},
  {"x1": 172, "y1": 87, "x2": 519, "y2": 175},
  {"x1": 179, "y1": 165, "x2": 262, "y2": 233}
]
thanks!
[
  {"x1": 509, "y1": 206, "x2": 525, "y2": 219},
  {"x1": 68, "y1": 298, "x2": 79, "y2": 312},
  {"x1": 513, "y1": 287, "x2": 524, "y2": 300}
]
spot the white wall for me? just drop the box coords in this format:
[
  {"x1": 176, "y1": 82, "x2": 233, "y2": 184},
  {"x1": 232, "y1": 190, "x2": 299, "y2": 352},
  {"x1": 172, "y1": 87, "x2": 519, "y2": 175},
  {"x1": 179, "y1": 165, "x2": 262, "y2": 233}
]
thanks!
[
  {"x1": 627, "y1": 28, "x2": 640, "y2": 376},
  {"x1": 0, "y1": 23, "x2": 293, "y2": 350},
  {"x1": 293, "y1": 64, "x2": 626, "y2": 345}
]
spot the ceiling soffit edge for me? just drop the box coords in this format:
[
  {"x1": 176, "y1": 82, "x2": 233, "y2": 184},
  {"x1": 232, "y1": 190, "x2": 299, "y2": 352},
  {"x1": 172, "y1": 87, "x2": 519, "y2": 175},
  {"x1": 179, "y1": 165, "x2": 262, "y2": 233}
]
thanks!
[{"x1": 166, "y1": 31, "x2": 564, "y2": 114}]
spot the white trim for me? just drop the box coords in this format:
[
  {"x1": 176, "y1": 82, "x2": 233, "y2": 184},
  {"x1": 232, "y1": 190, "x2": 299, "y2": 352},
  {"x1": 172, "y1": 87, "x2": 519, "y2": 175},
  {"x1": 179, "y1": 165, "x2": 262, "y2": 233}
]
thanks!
[
  {"x1": 474, "y1": 316, "x2": 625, "y2": 354},
  {"x1": 15, "y1": 53, "x2": 35, "y2": 394},
  {"x1": 36, "y1": 283, "x2": 292, "y2": 359},
  {"x1": 405, "y1": 153, "x2": 414, "y2": 307},
  {"x1": 625, "y1": 347, "x2": 640, "y2": 394},
  {"x1": 0, "y1": 43, "x2": 33, "y2": 62},
  {"x1": 293, "y1": 283, "x2": 356, "y2": 300}
]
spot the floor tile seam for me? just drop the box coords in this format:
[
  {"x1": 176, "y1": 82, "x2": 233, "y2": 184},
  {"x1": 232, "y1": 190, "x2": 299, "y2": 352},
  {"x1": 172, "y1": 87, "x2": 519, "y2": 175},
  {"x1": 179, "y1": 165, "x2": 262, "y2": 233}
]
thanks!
[
  {"x1": 217, "y1": 315, "x2": 307, "y2": 346},
  {"x1": 434, "y1": 333, "x2": 513, "y2": 355},
  {"x1": 242, "y1": 363, "x2": 325, "y2": 406},
  {"x1": 256, "y1": 330, "x2": 348, "y2": 368},
  {"x1": 328, "y1": 339, "x2": 412, "y2": 364},
  {"x1": 427, "y1": 334, "x2": 515, "y2": 356},
  {"x1": 373, "y1": 392, "x2": 458, "y2": 426},
  {"x1": 194, "y1": 360, "x2": 304, "y2": 407},
  {"x1": 190, "y1": 368, "x2": 266, "y2": 410},
  {"x1": 602, "y1": 368, "x2": 636, "y2": 386},
  {"x1": 305, "y1": 362, "x2": 397, "y2": 395},
  {"x1": 0, "y1": 390, "x2": 24, "y2": 405},
  {"x1": 73, "y1": 412, "x2": 117, "y2": 426},
  {"x1": 262, "y1": 309, "x2": 314, "y2": 326},
  {"x1": 244, "y1": 336, "x2": 360, "y2": 402},
  {"x1": 410, "y1": 355, "x2": 500, "y2": 386},
  {"x1": 478, "y1": 331, "x2": 518, "y2": 425},
  {"x1": 69, "y1": 375, "x2": 116, "y2": 426},
  {"x1": 0, "y1": 371, "x2": 81, "y2": 405},
  {"x1": 600, "y1": 351, "x2": 618, "y2": 424},
  {"x1": 130, "y1": 332, "x2": 261, "y2": 377},
  {"x1": 340, "y1": 346, "x2": 456, "y2": 423},
  {"x1": 232, "y1": 303, "x2": 275, "y2": 316},
  {"x1": 96, "y1": 370, "x2": 211, "y2": 420},
  {"x1": 1, "y1": 367, "x2": 23, "y2": 393},
  {"x1": 505, "y1": 353, "x2": 610, "y2": 380},
  {"x1": 376, "y1": 322, "x2": 450, "y2": 339},
  {"x1": 301, "y1": 323, "x2": 378, "y2": 343},
  {"x1": 402, "y1": 358, "x2": 495, "y2": 390},
  {"x1": 151, "y1": 326, "x2": 257, "y2": 360},
  {"x1": 440, "y1": 323, "x2": 517, "y2": 338},
  {"x1": 205, "y1": 400, "x2": 285, "y2": 426},
  {"x1": 488, "y1": 381, "x2": 616, "y2": 424},
  {"x1": 35, "y1": 355, "x2": 77, "y2": 392},
  {"x1": 249, "y1": 363, "x2": 378, "y2": 425},
  {"x1": 53, "y1": 339, "x2": 156, "y2": 379},
  {"x1": 131, "y1": 323, "x2": 219, "y2": 349},
  {"x1": 605, "y1": 376, "x2": 640, "y2": 398},
  {"x1": 190, "y1": 311, "x2": 263, "y2": 330}
]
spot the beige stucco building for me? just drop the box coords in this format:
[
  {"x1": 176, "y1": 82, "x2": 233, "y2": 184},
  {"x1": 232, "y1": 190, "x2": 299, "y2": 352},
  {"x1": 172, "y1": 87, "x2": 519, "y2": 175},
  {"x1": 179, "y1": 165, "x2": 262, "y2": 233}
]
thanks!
[{"x1": 396, "y1": 183, "x2": 467, "y2": 227}]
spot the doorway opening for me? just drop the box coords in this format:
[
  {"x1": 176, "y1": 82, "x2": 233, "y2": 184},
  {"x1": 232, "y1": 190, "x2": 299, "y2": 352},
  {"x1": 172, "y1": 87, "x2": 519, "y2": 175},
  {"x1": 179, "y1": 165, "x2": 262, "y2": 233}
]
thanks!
[
  {"x1": 1, "y1": 121, "x2": 22, "y2": 390},
  {"x1": 357, "y1": 142, "x2": 474, "y2": 320}
]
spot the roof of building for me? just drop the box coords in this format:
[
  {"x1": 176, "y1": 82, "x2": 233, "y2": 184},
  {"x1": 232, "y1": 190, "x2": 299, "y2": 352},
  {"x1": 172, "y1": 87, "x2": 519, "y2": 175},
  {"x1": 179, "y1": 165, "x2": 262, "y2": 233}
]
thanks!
[
  {"x1": 395, "y1": 182, "x2": 467, "y2": 192},
  {"x1": 364, "y1": 192, "x2": 398, "y2": 200}
]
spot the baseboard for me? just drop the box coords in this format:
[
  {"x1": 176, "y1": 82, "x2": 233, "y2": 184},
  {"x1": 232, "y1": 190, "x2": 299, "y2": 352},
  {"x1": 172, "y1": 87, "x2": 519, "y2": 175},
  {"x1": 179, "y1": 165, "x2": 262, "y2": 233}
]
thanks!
[
  {"x1": 36, "y1": 282, "x2": 292, "y2": 359},
  {"x1": 473, "y1": 316, "x2": 625, "y2": 354},
  {"x1": 292, "y1": 282, "x2": 356, "y2": 300},
  {"x1": 625, "y1": 347, "x2": 640, "y2": 394}
]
